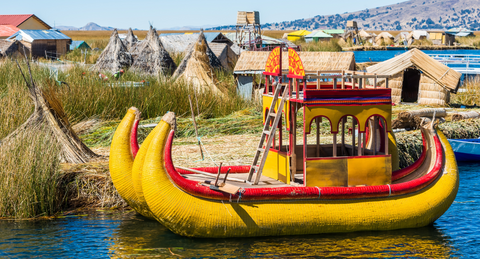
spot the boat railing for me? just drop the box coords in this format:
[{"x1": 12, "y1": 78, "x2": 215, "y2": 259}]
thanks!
[
  {"x1": 264, "y1": 70, "x2": 391, "y2": 101},
  {"x1": 428, "y1": 54, "x2": 480, "y2": 74}
]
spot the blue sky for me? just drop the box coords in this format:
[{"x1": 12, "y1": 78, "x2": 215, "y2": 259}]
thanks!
[{"x1": 3, "y1": 0, "x2": 405, "y2": 29}]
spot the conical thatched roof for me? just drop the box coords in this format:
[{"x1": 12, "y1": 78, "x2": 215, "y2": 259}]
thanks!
[
  {"x1": 123, "y1": 28, "x2": 138, "y2": 51},
  {"x1": 93, "y1": 29, "x2": 132, "y2": 73},
  {"x1": 173, "y1": 31, "x2": 223, "y2": 94},
  {"x1": 130, "y1": 26, "x2": 176, "y2": 76}
]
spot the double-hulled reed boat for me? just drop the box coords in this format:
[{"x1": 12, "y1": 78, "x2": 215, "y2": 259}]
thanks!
[{"x1": 109, "y1": 48, "x2": 458, "y2": 238}]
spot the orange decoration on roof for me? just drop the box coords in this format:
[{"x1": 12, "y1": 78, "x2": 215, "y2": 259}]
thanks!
[
  {"x1": 264, "y1": 47, "x2": 281, "y2": 76},
  {"x1": 288, "y1": 48, "x2": 305, "y2": 78}
]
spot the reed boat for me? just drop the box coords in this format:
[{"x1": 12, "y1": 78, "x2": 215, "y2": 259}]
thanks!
[{"x1": 109, "y1": 48, "x2": 459, "y2": 238}]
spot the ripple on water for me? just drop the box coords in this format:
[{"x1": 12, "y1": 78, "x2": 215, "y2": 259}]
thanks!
[{"x1": 0, "y1": 163, "x2": 478, "y2": 258}]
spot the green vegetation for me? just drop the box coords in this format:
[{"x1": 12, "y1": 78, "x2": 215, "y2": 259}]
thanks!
[
  {"x1": 450, "y1": 76, "x2": 480, "y2": 106},
  {"x1": 0, "y1": 128, "x2": 62, "y2": 218},
  {"x1": 300, "y1": 39, "x2": 342, "y2": 52}
]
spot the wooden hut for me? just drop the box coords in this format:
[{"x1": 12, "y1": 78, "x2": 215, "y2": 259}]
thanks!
[
  {"x1": 234, "y1": 51, "x2": 356, "y2": 99},
  {"x1": 209, "y1": 42, "x2": 238, "y2": 70},
  {"x1": 366, "y1": 49, "x2": 461, "y2": 106},
  {"x1": 7, "y1": 29, "x2": 71, "y2": 58}
]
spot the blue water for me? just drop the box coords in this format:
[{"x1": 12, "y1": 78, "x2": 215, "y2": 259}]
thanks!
[
  {"x1": 350, "y1": 49, "x2": 480, "y2": 63},
  {"x1": 0, "y1": 163, "x2": 478, "y2": 258}
]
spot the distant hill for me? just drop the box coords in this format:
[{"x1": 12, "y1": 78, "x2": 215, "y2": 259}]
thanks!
[
  {"x1": 79, "y1": 22, "x2": 116, "y2": 31},
  {"x1": 209, "y1": 0, "x2": 480, "y2": 31},
  {"x1": 54, "y1": 22, "x2": 129, "y2": 31}
]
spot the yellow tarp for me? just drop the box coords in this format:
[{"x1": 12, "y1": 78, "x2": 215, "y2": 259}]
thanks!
[{"x1": 287, "y1": 30, "x2": 311, "y2": 42}]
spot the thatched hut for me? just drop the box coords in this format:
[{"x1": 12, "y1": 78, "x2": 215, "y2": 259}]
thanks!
[
  {"x1": 375, "y1": 32, "x2": 394, "y2": 46},
  {"x1": 0, "y1": 39, "x2": 19, "y2": 57},
  {"x1": 394, "y1": 32, "x2": 409, "y2": 44},
  {"x1": 172, "y1": 31, "x2": 223, "y2": 94},
  {"x1": 92, "y1": 29, "x2": 132, "y2": 73},
  {"x1": 209, "y1": 42, "x2": 238, "y2": 70},
  {"x1": 366, "y1": 49, "x2": 461, "y2": 106},
  {"x1": 122, "y1": 28, "x2": 138, "y2": 52},
  {"x1": 234, "y1": 51, "x2": 356, "y2": 99},
  {"x1": 130, "y1": 26, "x2": 176, "y2": 76}
]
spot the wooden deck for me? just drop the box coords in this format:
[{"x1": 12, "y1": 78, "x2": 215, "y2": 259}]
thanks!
[{"x1": 182, "y1": 172, "x2": 304, "y2": 188}]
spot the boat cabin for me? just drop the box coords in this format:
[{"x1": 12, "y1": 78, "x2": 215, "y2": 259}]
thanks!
[{"x1": 253, "y1": 48, "x2": 394, "y2": 187}]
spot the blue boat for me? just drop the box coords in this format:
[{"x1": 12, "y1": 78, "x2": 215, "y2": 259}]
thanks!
[{"x1": 448, "y1": 139, "x2": 480, "y2": 162}]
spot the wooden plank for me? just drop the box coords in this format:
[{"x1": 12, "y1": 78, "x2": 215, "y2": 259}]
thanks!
[
  {"x1": 176, "y1": 166, "x2": 246, "y2": 183},
  {"x1": 210, "y1": 183, "x2": 240, "y2": 195}
]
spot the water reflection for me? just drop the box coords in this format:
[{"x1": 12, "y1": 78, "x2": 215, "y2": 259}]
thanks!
[{"x1": 110, "y1": 212, "x2": 454, "y2": 258}]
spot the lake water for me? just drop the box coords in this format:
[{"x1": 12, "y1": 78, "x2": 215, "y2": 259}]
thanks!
[
  {"x1": 350, "y1": 49, "x2": 480, "y2": 63},
  {"x1": 0, "y1": 163, "x2": 478, "y2": 258}
]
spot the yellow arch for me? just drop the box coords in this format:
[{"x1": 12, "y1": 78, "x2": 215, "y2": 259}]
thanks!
[{"x1": 140, "y1": 113, "x2": 458, "y2": 238}]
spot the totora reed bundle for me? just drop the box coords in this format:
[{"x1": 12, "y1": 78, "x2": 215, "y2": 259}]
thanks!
[{"x1": 92, "y1": 29, "x2": 133, "y2": 74}]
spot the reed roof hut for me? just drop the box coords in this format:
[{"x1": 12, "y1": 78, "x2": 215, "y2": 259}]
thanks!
[
  {"x1": 375, "y1": 32, "x2": 394, "y2": 45},
  {"x1": 130, "y1": 26, "x2": 176, "y2": 76},
  {"x1": 122, "y1": 28, "x2": 138, "y2": 52},
  {"x1": 92, "y1": 29, "x2": 132, "y2": 73},
  {"x1": 366, "y1": 49, "x2": 461, "y2": 106},
  {"x1": 172, "y1": 31, "x2": 223, "y2": 94},
  {"x1": 0, "y1": 39, "x2": 18, "y2": 57}
]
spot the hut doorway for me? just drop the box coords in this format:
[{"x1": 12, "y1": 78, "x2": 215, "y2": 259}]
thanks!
[{"x1": 401, "y1": 68, "x2": 421, "y2": 102}]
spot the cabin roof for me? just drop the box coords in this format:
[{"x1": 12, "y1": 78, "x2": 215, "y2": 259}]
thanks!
[
  {"x1": 7, "y1": 29, "x2": 70, "y2": 42},
  {"x1": 234, "y1": 51, "x2": 355, "y2": 73},
  {"x1": 0, "y1": 14, "x2": 51, "y2": 29}
]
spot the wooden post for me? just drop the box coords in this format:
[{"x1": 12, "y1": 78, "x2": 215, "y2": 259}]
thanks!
[
  {"x1": 316, "y1": 117, "x2": 320, "y2": 157},
  {"x1": 333, "y1": 78, "x2": 337, "y2": 89},
  {"x1": 341, "y1": 118, "x2": 346, "y2": 156},
  {"x1": 341, "y1": 70, "x2": 345, "y2": 89},
  {"x1": 362, "y1": 131, "x2": 366, "y2": 155},
  {"x1": 296, "y1": 79, "x2": 299, "y2": 99},
  {"x1": 265, "y1": 76, "x2": 269, "y2": 94},
  {"x1": 214, "y1": 162, "x2": 223, "y2": 186},
  {"x1": 188, "y1": 95, "x2": 204, "y2": 160},
  {"x1": 317, "y1": 71, "x2": 320, "y2": 89},
  {"x1": 352, "y1": 71, "x2": 356, "y2": 89},
  {"x1": 352, "y1": 119, "x2": 356, "y2": 156},
  {"x1": 290, "y1": 104, "x2": 297, "y2": 183},
  {"x1": 288, "y1": 77, "x2": 292, "y2": 98},
  {"x1": 358, "y1": 132, "x2": 362, "y2": 156},
  {"x1": 373, "y1": 117, "x2": 378, "y2": 155},
  {"x1": 385, "y1": 130, "x2": 389, "y2": 155},
  {"x1": 362, "y1": 72, "x2": 366, "y2": 88},
  {"x1": 374, "y1": 74, "x2": 378, "y2": 89},
  {"x1": 333, "y1": 133, "x2": 337, "y2": 157},
  {"x1": 386, "y1": 78, "x2": 389, "y2": 88}
]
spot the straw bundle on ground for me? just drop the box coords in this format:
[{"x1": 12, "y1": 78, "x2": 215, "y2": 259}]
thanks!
[
  {"x1": 1, "y1": 61, "x2": 98, "y2": 164},
  {"x1": 392, "y1": 108, "x2": 446, "y2": 129},
  {"x1": 123, "y1": 28, "x2": 138, "y2": 52},
  {"x1": 452, "y1": 111, "x2": 480, "y2": 121},
  {"x1": 92, "y1": 29, "x2": 132, "y2": 73},
  {"x1": 173, "y1": 31, "x2": 222, "y2": 93},
  {"x1": 130, "y1": 26, "x2": 176, "y2": 76}
]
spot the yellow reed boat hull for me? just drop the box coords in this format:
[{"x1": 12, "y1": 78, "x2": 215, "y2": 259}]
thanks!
[{"x1": 129, "y1": 115, "x2": 459, "y2": 238}]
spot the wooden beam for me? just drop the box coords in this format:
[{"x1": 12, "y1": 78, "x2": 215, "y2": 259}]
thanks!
[
  {"x1": 333, "y1": 133, "x2": 337, "y2": 157},
  {"x1": 316, "y1": 117, "x2": 320, "y2": 157},
  {"x1": 176, "y1": 166, "x2": 246, "y2": 183},
  {"x1": 352, "y1": 119, "x2": 356, "y2": 156}
]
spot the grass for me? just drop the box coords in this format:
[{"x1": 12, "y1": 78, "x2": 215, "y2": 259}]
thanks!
[
  {"x1": 0, "y1": 128, "x2": 62, "y2": 218},
  {"x1": 450, "y1": 76, "x2": 480, "y2": 106},
  {"x1": 455, "y1": 35, "x2": 480, "y2": 47},
  {"x1": 299, "y1": 39, "x2": 342, "y2": 52}
]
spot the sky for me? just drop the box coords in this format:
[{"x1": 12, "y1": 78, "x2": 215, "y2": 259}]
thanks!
[{"x1": 2, "y1": 0, "x2": 407, "y2": 30}]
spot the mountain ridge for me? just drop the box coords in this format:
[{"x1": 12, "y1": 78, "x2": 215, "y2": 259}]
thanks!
[{"x1": 209, "y1": 0, "x2": 480, "y2": 31}]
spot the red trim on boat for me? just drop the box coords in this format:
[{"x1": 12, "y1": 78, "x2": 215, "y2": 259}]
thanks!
[
  {"x1": 130, "y1": 119, "x2": 140, "y2": 158},
  {"x1": 164, "y1": 130, "x2": 444, "y2": 201},
  {"x1": 391, "y1": 132, "x2": 427, "y2": 181}
]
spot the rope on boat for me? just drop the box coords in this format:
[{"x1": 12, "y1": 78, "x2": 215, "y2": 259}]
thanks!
[
  {"x1": 194, "y1": 136, "x2": 218, "y2": 166},
  {"x1": 221, "y1": 200, "x2": 232, "y2": 217},
  {"x1": 315, "y1": 186, "x2": 321, "y2": 199}
]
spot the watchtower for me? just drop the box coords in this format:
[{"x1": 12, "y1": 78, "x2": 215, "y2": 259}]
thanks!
[
  {"x1": 345, "y1": 20, "x2": 360, "y2": 45},
  {"x1": 235, "y1": 11, "x2": 261, "y2": 50}
]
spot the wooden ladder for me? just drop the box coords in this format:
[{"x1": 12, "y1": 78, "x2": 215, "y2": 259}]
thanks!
[{"x1": 247, "y1": 85, "x2": 288, "y2": 185}]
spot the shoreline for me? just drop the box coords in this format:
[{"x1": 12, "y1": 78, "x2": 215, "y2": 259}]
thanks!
[{"x1": 343, "y1": 45, "x2": 478, "y2": 51}]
